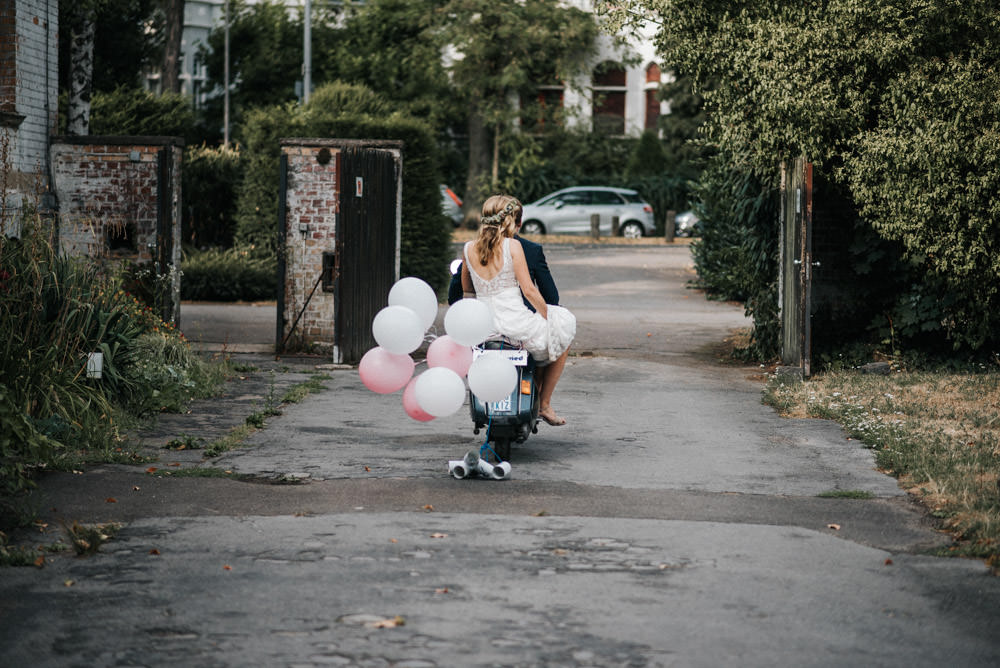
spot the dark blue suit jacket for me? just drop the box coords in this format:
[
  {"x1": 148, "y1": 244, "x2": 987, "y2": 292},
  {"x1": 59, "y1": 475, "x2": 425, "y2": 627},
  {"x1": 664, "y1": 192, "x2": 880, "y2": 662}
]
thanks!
[{"x1": 448, "y1": 235, "x2": 559, "y2": 310}]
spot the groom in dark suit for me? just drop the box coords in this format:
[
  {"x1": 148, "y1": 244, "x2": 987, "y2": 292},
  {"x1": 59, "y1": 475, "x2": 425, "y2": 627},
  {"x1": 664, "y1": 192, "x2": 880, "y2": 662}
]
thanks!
[{"x1": 447, "y1": 219, "x2": 559, "y2": 309}]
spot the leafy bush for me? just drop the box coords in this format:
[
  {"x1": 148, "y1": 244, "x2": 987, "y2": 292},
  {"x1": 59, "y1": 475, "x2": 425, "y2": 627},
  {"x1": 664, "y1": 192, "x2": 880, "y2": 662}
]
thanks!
[
  {"x1": 0, "y1": 217, "x2": 227, "y2": 528},
  {"x1": 605, "y1": 0, "x2": 1000, "y2": 360},
  {"x1": 234, "y1": 81, "x2": 451, "y2": 293},
  {"x1": 182, "y1": 145, "x2": 243, "y2": 248},
  {"x1": 689, "y1": 154, "x2": 779, "y2": 359},
  {"x1": 843, "y1": 56, "x2": 1000, "y2": 351},
  {"x1": 181, "y1": 246, "x2": 277, "y2": 301},
  {"x1": 89, "y1": 86, "x2": 196, "y2": 142}
]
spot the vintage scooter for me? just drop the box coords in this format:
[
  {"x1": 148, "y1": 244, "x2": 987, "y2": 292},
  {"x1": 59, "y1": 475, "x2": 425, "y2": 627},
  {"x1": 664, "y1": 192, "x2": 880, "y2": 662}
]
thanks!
[
  {"x1": 446, "y1": 259, "x2": 540, "y2": 471},
  {"x1": 468, "y1": 337, "x2": 540, "y2": 463}
]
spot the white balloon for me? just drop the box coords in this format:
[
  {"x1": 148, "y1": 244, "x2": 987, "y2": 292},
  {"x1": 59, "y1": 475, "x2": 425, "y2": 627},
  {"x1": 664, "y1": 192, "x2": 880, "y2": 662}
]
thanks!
[
  {"x1": 388, "y1": 277, "x2": 439, "y2": 331},
  {"x1": 372, "y1": 305, "x2": 424, "y2": 354},
  {"x1": 413, "y1": 367, "x2": 467, "y2": 417},
  {"x1": 444, "y1": 298, "x2": 493, "y2": 346},
  {"x1": 467, "y1": 352, "x2": 518, "y2": 403}
]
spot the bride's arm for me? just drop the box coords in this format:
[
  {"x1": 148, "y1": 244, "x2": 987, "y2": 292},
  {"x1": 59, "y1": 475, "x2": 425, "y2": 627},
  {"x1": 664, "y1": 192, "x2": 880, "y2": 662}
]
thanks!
[{"x1": 510, "y1": 240, "x2": 548, "y2": 318}]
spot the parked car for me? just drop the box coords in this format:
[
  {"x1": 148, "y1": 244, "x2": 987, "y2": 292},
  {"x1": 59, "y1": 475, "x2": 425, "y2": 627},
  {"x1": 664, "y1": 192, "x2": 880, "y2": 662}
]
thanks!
[
  {"x1": 520, "y1": 186, "x2": 656, "y2": 238},
  {"x1": 441, "y1": 185, "x2": 464, "y2": 226},
  {"x1": 673, "y1": 210, "x2": 702, "y2": 238}
]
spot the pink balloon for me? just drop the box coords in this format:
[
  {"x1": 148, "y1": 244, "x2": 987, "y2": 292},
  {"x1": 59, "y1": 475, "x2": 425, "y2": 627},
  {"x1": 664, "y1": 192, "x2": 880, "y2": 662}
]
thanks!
[
  {"x1": 358, "y1": 347, "x2": 415, "y2": 394},
  {"x1": 402, "y1": 377, "x2": 435, "y2": 422},
  {"x1": 426, "y1": 335, "x2": 474, "y2": 377}
]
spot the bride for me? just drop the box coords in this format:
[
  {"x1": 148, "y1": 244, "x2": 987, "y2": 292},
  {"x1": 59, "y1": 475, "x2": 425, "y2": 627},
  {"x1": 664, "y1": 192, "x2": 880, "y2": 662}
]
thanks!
[{"x1": 460, "y1": 195, "x2": 576, "y2": 426}]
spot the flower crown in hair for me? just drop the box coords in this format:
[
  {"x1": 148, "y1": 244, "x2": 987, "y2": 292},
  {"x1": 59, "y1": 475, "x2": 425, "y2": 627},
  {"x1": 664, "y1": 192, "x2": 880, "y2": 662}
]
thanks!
[{"x1": 480, "y1": 201, "x2": 517, "y2": 227}]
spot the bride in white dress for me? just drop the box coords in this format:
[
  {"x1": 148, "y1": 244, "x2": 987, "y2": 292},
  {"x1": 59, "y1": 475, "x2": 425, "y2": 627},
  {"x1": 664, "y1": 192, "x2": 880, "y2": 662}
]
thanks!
[{"x1": 460, "y1": 195, "x2": 576, "y2": 425}]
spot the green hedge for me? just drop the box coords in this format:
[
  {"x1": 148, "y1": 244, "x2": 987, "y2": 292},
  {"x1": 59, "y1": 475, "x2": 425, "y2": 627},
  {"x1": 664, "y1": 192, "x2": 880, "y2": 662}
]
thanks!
[{"x1": 181, "y1": 247, "x2": 277, "y2": 302}]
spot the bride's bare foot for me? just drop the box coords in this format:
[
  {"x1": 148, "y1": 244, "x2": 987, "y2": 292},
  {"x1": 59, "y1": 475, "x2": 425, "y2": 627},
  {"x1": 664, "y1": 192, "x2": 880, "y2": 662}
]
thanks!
[{"x1": 539, "y1": 407, "x2": 566, "y2": 426}]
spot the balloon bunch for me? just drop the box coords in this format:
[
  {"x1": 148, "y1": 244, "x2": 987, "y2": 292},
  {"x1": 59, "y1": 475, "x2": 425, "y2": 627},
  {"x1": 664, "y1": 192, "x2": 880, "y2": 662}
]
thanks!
[{"x1": 358, "y1": 277, "x2": 520, "y2": 423}]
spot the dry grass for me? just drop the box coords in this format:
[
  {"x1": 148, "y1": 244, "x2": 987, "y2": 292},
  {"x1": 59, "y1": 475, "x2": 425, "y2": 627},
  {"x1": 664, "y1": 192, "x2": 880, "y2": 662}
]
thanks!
[
  {"x1": 764, "y1": 367, "x2": 1000, "y2": 569},
  {"x1": 451, "y1": 229, "x2": 692, "y2": 246}
]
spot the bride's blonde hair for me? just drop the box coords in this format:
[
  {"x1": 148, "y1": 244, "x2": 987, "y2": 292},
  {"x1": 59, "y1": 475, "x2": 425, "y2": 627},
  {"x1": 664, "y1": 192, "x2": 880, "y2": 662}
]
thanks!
[{"x1": 475, "y1": 195, "x2": 522, "y2": 266}]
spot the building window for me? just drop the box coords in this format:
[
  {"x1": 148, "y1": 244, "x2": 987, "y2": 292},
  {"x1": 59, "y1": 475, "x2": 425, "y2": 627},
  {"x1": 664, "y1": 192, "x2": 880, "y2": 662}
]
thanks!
[
  {"x1": 644, "y1": 63, "x2": 662, "y2": 131},
  {"x1": 0, "y1": 0, "x2": 19, "y2": 122},
  {"x1": 521, "y1": 83, "x2": 564, "y2": 133},
  {"x1": 592, "y1": 62, "x2": 626, "y2": 136}
]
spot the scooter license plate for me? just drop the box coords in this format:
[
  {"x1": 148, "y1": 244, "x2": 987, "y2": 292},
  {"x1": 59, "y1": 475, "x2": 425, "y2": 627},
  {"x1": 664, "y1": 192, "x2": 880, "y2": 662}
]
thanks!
[{"x1": 490, "y1": 397, "x2": 512, "y2": 413}]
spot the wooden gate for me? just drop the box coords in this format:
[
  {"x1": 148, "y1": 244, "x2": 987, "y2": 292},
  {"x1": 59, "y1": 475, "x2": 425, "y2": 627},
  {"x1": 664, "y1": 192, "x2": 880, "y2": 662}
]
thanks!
[
  {"x1": 779, "y1": 157, "x2": 815, "y2": 376},
  {"x1": 334, "y1": 147, "x2": 400, "y2": 363}
]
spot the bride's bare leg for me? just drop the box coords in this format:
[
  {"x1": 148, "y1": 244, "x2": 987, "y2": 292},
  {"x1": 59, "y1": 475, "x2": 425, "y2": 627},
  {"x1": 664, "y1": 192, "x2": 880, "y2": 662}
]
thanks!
[{"x1": 538, "y1": 348, "x2": 569, "y2": 425}]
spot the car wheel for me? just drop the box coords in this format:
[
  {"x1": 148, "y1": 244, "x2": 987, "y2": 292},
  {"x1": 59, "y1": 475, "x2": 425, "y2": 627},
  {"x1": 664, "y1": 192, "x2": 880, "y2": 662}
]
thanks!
[
  {"x1": 521, "y1": 220, "x2": 545, "y2": 235},
  {"x1": 621, "y1": 221, "x2": 644, "y2": 239}
]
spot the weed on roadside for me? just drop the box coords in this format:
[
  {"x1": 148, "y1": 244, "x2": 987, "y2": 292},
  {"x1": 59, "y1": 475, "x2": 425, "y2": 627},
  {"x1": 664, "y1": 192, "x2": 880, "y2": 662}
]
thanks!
[
  {"x1": 817, "y1": 490, "x2": 875, "y2": 499},
  {"x1": 63, "y1": 521, "x2": 121, "y2": 557},
  {"x1": 204, "y1": 374, "x2": 330, "y2": 458},
  {"x1": 765, "y1": 368, "x2": 1000, "y2": 568},
  {"x1": 164, "y1": 434, "x2": 206, "y2": 450}
]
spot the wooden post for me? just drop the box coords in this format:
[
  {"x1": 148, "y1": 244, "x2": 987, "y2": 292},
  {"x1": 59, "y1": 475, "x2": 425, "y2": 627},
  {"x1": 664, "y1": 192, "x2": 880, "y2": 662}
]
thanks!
[
  {"x1": 664, "y1": 209, "x2": 676, "y2": 243},
  {"x1": 611, "y1": 215, "x2": 620, "y2": 236},
  {"x1": 590, "y1": 213, "x2": 601, "y2": 239}
]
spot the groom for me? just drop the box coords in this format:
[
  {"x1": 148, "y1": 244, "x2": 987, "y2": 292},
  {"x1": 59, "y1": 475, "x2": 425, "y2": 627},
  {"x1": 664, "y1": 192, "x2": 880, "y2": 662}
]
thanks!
[{"x1": 447, "y1": 218, "x2": 559, "y2": 309}]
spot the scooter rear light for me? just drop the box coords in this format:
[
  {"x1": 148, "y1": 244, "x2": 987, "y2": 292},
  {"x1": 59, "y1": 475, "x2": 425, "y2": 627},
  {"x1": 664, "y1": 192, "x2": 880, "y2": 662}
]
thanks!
[{"x1": 520, "y1": 380, "x2": 531, "y2": 395}]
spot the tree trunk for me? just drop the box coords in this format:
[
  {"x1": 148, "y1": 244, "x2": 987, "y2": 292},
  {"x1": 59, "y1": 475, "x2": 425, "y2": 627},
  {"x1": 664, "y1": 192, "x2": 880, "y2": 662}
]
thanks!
[
  {"x1": 491, "y1": 127, "x2": 500, "y2": 191},
  {"x1": 161, "y1": 0, "x2": 185, "y2": 94},
  {"x1": 464, "y1": 110, "x2": 492, "y2": 225},
  {"x1": 67, "y1": 15, "x2": 96, "y2": 135}
]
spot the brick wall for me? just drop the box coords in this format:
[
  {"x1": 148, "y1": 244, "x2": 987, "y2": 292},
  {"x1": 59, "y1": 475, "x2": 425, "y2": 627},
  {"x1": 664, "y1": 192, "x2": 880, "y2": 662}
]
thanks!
[
  {"x1": 50, "y1": 136, "x2": 184, "y2": 324},
  {"x1": 0, "y1": 0, "x2": 58, "y2": 230},
  {"x1": 281, "y1": 143, "x2": 342, "y2": 351}
]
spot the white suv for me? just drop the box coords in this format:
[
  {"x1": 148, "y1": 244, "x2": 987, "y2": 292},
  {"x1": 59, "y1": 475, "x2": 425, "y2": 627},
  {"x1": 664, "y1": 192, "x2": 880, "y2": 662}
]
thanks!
[{"x1": 520, "y1": 186, "x2": 656, "y2": 238}]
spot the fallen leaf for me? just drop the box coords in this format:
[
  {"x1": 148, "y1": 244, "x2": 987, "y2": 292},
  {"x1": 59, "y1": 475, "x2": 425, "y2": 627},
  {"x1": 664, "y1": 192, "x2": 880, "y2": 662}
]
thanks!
[
  {"x1": 169, "y1": 462, "x2": 181, "y2": 467},
  {"x1": 72, "y1": 470, "x2": 83, "y2": 475},
  {"x1": 423, "y1": 505, "x2": 434, "y2": 512},
  {"x1": 132, "y1": 486, "x2": 140, "y2": 492},
  {"x1": 434, "y1": 587, "x2": 449, "y2": 594},
  {"x1": 430, "y1": 532, "x2": 447, "y2": 539},
  {"x1": 552, "y1": 548, "x2": 568, "y2": 556},
  {"x1": 149, "y1": 549, "x2": 160, "y2": 555},
  {"x1": 145, "y1": 467, "x2": 158, "y2": 474},
  {"x1": 368, "y1": 615, "x2": 405, "y2": 629},
  {"x1": 34, "y1": 555, "x2": 45, "y2": 568},
  {"x1": 884, "y1": 558, "x2": 893, "y2": 565},
  {"x1": 105, "y1": 497, "x2": 117, "y2": 503},
  {"x1": 533, "y1": 510, "x2": 548, "y2": 517},
  {"x1": 223, "y1": 564, "x2": 232, "y2": 571},
  {"x1": 64, "y1": 580, "x2": 75, "y2": 587},
  {"x1": 364, "y1": 466, "x2": 371, "y2": 472},
  {"x1": 389, "y1": 538, "x2": 398, "y2": 543},
  {"x1": 827, "y1": 523, "x2": 841, "y2": 531},
  {"x1": 224, "y1": 470, "x2": 233, "y2": 474}
]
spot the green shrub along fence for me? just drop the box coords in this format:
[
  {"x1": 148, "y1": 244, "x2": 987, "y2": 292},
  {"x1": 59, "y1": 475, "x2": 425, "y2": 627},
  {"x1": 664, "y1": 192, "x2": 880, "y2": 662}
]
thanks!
[
  {"x1": 182, "y1": 145, "x2": 243, "y2": 249},
  {"x1": 181, "y1": 247, "x2": 276, "y2": 302},
  {"x1": 0, "y1": 218, "x2": 228, "y2": 528}
]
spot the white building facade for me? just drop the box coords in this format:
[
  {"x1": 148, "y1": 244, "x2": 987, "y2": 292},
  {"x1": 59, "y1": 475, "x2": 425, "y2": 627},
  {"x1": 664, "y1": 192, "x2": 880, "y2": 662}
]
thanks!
[{"x1": 0, "y1": 0, "x2": 59, "y2": 229}]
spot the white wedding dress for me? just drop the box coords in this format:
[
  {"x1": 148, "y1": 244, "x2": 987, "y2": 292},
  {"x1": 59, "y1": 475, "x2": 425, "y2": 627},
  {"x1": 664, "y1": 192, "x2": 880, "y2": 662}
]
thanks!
[{"x1": 464, "y1": 239, "x2": 576, "y2": 362}]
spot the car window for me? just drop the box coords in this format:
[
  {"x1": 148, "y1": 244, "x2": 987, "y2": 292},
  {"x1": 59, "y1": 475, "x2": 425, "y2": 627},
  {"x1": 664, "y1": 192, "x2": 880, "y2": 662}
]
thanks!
[
  {"x1": 558, "y1": 191, "x2": 591, "y2": 205},
  {"x1": 589, "y1": 190, "x2": 625, "y2": 205},
  {"x1": 620, "y1": 192, "x2": 644, "y2": 203}
]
